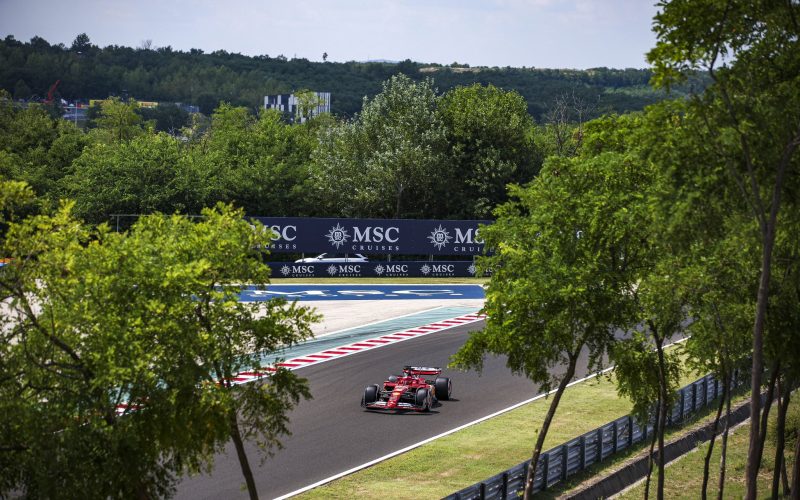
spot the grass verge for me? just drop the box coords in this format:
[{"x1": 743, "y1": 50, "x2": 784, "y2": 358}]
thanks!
[
  {"x1": 618, "y1": 398, "x2": 798, "y2": 499},
  {"x1": 296, "y1": 350, "x2": 700, "y2": 499}
]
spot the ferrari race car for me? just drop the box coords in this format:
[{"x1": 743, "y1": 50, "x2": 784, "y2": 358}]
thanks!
[{"x1": 361, "y1": 365, "x2": 452, "y2": 412}]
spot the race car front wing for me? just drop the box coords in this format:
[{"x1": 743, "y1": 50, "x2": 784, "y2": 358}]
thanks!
[{"x1": 363, "y1": 400, "x2": 427, "y2": 411}]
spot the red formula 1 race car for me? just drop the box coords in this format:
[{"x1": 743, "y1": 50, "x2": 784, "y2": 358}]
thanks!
[{"x1": 361, "y1": 365, "x2": 452, "y2": 412}]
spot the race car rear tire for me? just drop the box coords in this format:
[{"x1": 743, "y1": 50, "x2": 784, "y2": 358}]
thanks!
[
  {"x1": 362, "y1": 384, "x2": 379, "y2": 406},
  {"x1": 434, "y1": 377, "x2": 452, "y2": 401},
  {"x1": 415, "y1": 388, "x2": 430, "y2": 411}
]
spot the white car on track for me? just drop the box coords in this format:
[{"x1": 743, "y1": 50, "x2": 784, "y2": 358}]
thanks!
[{"x1": 294, "y1": 253, "x2": 369, "y2": 263}]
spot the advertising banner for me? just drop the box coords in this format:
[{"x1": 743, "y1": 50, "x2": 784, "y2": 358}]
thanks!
[
  {"x1": 266, "y1": 261, "x2": 487, "y2": 279},
  {"x1": 249, "y1": 217, "x2": 491, "y2": 256}
]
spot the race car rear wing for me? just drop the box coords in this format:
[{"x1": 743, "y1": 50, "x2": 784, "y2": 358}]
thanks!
[{"x1": 403, "y1": 365, "x2": 442, "y2": 376}]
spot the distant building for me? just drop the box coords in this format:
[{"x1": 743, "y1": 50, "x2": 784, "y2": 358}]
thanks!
[{"x1": 263, "y1": 92, "x2": 331, "y2": 123}]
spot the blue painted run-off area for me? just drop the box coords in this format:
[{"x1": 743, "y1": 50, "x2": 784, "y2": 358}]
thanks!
[{"x1": 239, "y1": 284, "x2": 485, "y2": 301}]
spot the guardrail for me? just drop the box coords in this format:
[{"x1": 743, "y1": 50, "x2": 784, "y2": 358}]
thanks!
[{"x1": 445, "y1": 369, "x2": 748, "y2": 499}]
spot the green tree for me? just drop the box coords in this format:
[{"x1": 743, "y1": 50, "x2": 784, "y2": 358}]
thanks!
[
  {"x1": 70, "y1": 33, "x2": 92, "y2": 53},
  {"x1": 189, "y1": 104, "x2": 317, "y2": 216},
  {"x1": 12, "y1": 79, "x2": 31, "y2": 100},
  {"x1": 0, "y1": 97, "x2": 58, "y2": 157},
  {"x1": 626, "y1": 267, "x2": 688, "y2": 500},
  {"x1": 612, "y1": 330, "x2": 681, "y2": 499},
  {"x1": 0, "y1": 198, "x2": 317, "y2": 498},
  {"x1": 127, "y1": 204, "x2": 319, "y2": 498},
  {"x1": 765, "y1": 214, "x2": 800, "y2": 497},
  {"x1": 452, "y1": 150, "x2": 653, "y2": 499},
  {"x1": 92, "y1": 97, "x2": 145, "y2": 143},
  {"x1": 631, "y1": 99, "x2": 754, "y2": 498},
  {"x1": 11, "y1": 120, "x2": 89, "y2": 203},
  {"x1": 681, "y1": 224, "x2": 755, "y2": 499},
  {"x1": 139, "y1": 104, "x2": 190, "y2": 134},
  {"x1": 0, "y1": 89, "x2": 83, "y2": 204},
  {"x1": 313, "y1": 74, "x2": 446, "y2": 218},
  {"x1": 438, "y1": 84, "x2": 540, "y2": 218},
  {"x1": 648, "y1": 2, "x2": 800, "y2": 495},
  {"x1": 293, "y1": 89, "x2": 326, "y2": 123},
  {"x1": 64, "y1": 132, "x2": 186, "y2": 222}
]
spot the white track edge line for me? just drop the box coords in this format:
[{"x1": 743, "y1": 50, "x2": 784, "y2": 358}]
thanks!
[{"x1": 274, "y1": 335, "x2": 690, "y2": 499}]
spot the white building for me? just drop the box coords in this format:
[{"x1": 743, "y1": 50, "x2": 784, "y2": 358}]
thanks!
[{"x1": 263, "y1": 92, "x2": 331, "y2": 123}]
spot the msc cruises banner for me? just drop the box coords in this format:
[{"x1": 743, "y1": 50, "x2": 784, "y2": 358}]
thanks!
[
  {"x1": 266, "y1": 261, "x2": 487, "y2": 279},
  {"x1": 249, "y1": 217, "x2": 492, "y2": 256}
]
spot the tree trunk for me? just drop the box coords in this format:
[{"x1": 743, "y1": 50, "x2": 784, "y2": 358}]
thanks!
[
  {"x1": 655, "y1": 336, "x2": 669, "y2": 500},
  {"x1": 746, "y1": 169, "x2": 786, "y2": 499},
  {"x1": 522, "y1": 352, "x2": 578, "y2": 500},
  {"x1": 757, "y1": 362, "x2": 779, "y2": 468},
  {"x1": 718, "y1": 373, "x2": 732, "y2": 500},
  {"x1": 772, "y1": 381, "x2": 790, "y2": 499},
  {"x1": 394, "y1": 182, "x2": 404, "y2": 219},
  {"x1": 791, "y1": 428, "x2": 799, "y2": 500},
  {"x1": 644, "y1": 403, "x2": 661, "y2": 500},
  {"x1": 782, "y1": 451, "x2": 790, "y2": 498},
  {"x1": 702, "y1": 374, "x2": 727, "y2": 500},
  {"x1": 229, "y1": 408, "x2": 259, "y2": 500},
  {"x1": 135, "y1": 478, "x2": 153, "y2": 500},
  {"x1": 214, "y1": 361, "x2": 259, "y2": 500}
]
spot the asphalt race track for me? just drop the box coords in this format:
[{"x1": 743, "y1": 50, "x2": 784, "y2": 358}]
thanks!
[{"x1": 174, "y1": 320, "x2": 602, "y2": 500}]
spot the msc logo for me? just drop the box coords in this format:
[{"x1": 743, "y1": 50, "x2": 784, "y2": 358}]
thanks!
[
  {"x1": 375, "y1": 264, "x2": 409, "y2": 276},
  {"x1": 454, "y1": 228, "x2": 484, "y2": 245},
  {"x1": 428, "y1": 226, "x2": 484, "y2": 250},
  {"x1": 325, "y1": 224, "x2": 400, "y2": 249},
  {"x1": 353, "y1": 226, "x2": 399, "y2": 243},
  {"x1": 252, "y1": 224, "x2": 297, "y2": 241},
  {"x1": 280, "y1": 265, "x2": 315, "y2": 277},
  {"x1": 326, "y1": 264, "x2": 362, "y2": 276},
  {"x1": 420, "y1": 264, "x2": 456, "y2": 275},
  {"x1": 325, "y1": 223, "x2": 350, "y2": 249},
  {"x1": 427, "y1": 225, "x2": 452, "y2": 250}
]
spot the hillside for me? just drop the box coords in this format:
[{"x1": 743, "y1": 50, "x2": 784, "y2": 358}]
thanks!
[{"x1": 0, "y1": 34, "x2": 704, "y2": 120}]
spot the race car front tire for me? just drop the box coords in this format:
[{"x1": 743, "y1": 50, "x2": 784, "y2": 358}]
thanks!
[
  {"x1": 415, "y1": 388, "x2": 430, "y2": 411},
  {"x1": 362, "y1": 384, "x2": 379, "y2": 406},
  {"x1": 434, "y1": 377, "x2": 452, "y2": 401}
]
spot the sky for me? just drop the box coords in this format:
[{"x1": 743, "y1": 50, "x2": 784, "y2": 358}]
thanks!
[{"x1": 0, "y1": 0, "x2": 660, "y2": 70}]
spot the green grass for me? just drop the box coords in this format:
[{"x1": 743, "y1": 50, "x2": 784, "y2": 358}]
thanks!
[
  {"x1": 298, "y1": 351, "x2": 702, "y2": 499},
  {"x1": 618, "y1": 399, "x2": 798, "y2": 499},
  {"x1": 269, "y1": 277, "x2": 489, "y2": 284}
]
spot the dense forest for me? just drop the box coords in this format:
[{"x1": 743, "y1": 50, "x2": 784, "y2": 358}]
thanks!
[{"x1": 0, "y1": 33, "x2": 704, "y2": 119}]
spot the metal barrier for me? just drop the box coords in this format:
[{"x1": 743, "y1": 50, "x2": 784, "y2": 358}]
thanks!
[{"x1": 445, "y1": 370, "x2": 746, "y2": 499}]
